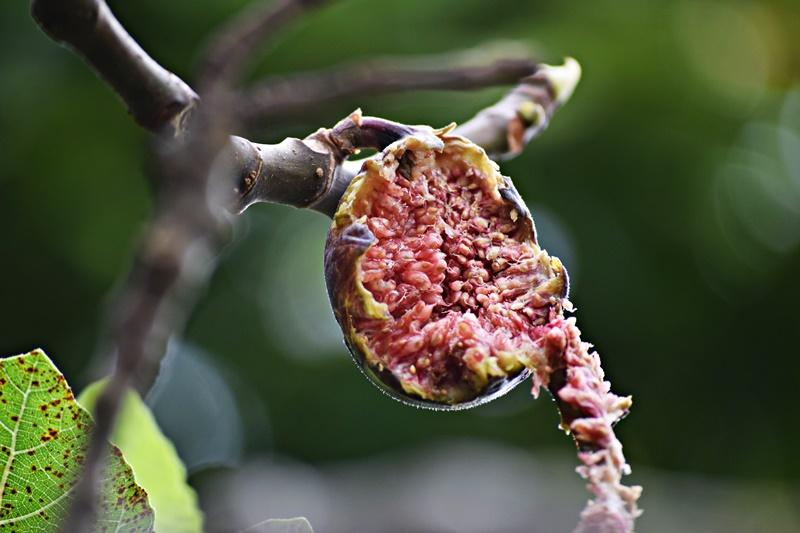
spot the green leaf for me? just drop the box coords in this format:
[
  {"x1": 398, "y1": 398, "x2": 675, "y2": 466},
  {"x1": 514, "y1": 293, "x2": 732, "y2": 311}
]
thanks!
[
  {"x1": 0, "y1": 349, "x2": 154, "y2": 532},
  {"x1": 79, "y1": 380, "x2": 203, "y2": 533},
  {"x1": 241, "y1": 517, "x2": 314, "y2": 533}
]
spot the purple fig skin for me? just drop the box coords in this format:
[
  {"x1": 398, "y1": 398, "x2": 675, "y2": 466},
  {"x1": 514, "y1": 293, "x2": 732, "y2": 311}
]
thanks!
[{"x1": 324, "y1": 126, "x2": 568, "y2": 409}]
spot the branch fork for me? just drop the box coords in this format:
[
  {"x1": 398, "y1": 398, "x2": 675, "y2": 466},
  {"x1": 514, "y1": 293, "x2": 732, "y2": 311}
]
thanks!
[{"x1": 28, "y1": 0, "x2": 588, "y2": 530}]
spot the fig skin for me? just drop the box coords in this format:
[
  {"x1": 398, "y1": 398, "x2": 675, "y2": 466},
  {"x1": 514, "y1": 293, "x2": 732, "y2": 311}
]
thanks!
[{"x1": 324, "y1": 126, "x2": 569, "y2": 409}]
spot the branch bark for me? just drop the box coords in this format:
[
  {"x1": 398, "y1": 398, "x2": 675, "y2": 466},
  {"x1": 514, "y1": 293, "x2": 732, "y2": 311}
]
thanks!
[
  {"x1": 30, "y1": 0, "x2": 579, "y2": 213},
  {"x1": 52, "y1": 0, "x2": 343, "y2": 528},
  {"x1": 238, "y1": 55, "x2": 538, "y2": 125},
  {"x1": 31, "y1": 0, "x2": 198, "y2": 134},
  {"x1": 454, "y1": 58, "x2": 581, "y2": 159},
  {"x1": 57, "y1": 101, "x2": 233, "y2": 533},
  {"x1": 229, "y1": 58, "x2": 582, "y2": 217}
]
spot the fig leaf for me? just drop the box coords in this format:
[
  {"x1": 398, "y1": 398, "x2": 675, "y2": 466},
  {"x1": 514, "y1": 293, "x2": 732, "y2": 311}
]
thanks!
[
  {"x1": 79, "y1": 380, "x2": 203, "y2": 533},
  {"x1": 0, "y1": 349, "x2": 154, "y2": 531}
]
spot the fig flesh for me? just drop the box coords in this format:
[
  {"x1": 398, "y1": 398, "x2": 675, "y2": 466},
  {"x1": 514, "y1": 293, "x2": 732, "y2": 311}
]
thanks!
[
  {"x1": 325, "y1": 126, "x2": 568, "y2": 409},
  {"x1": 324, "y1": 124, "x2": 641, "y2": 531}
]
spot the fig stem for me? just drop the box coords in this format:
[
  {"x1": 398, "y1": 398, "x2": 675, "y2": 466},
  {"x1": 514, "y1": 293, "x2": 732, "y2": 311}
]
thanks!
[{"x1": 229, "y1": 111, "x2": 437, "y2": 214}]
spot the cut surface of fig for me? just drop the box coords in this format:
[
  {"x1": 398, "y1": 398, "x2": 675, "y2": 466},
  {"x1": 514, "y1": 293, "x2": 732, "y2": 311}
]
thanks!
[
  {"x1": 326, "y1": 130, "x2": 567, "y2": 407},
  {"x1": 325, "y1": 127, "x2": 641, "y2": 530}
]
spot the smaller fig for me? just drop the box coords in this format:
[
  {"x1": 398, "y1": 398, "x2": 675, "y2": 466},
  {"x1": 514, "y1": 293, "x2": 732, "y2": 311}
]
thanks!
[{"x1": 325, "y1": 126, "x2": 568, "y2": 409}]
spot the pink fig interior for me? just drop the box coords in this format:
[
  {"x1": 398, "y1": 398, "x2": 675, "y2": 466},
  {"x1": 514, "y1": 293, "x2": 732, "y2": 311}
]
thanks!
[{"x1": 353, "y1": 146, "x2": 565, "y2": 403}]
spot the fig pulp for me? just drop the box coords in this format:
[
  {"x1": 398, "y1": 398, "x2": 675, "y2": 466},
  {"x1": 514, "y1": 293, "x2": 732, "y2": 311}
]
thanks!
[
  {"x1": 324, "y1": 125, "x2": 641, "y2": 531},
  {"x1": 325, "y1": 126, "x2": 568, "y2": 408}
]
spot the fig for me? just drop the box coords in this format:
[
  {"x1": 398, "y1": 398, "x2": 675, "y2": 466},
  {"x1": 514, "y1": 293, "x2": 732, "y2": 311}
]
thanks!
[
  {"x1": 324, "y1": 122, "x2": 641, "y2": 530},
  {"x1": 325, "y1": 125, "x2": 569, "y2": 409}
]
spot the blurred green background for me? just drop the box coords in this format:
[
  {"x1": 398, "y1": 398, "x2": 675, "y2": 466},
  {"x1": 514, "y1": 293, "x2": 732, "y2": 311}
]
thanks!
[{"x1": 2, "y1": 0, "x2": 799, "y2": 531}]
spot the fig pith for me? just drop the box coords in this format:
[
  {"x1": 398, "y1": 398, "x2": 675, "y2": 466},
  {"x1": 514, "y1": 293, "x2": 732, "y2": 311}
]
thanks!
[{"x1": 325, "y1": 126, "x2": 568, "y2": 409}]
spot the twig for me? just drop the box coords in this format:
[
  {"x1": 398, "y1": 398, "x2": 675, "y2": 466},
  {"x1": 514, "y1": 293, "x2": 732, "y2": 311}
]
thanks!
[
  {"x1": 31, "y1": 0, "x2": 198, "y2": 134},
  {"x1": 454, "y1": 58, "x2": 581, "y2": 159},
  {"x1": 324, "y1": 58, "x2": 582, "y2": 213},
  {"x1": 197, "y1": 0, "x2": 331, "y2": 89},
  {"x1": 238, "y1": 55, "x2": 538, "y2": 125}
]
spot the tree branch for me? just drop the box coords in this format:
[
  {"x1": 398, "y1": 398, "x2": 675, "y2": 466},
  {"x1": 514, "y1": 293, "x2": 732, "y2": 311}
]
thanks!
[
  {"x1": 32, "y1": 2, "x2": 581, "y2": 531},
  {"x1": 454, "y1": 58, "x2": 581, "y2": 159},
  {"x1": 231, "y1": 59, "x2": 582, "y2": 217},
  {"x1": 197, "y1": 0, "x2": 331, "y2": 89},
  {"x1": 228, "y1": 111, "x2": 437, "y2": 213},
  {"x1": 31, "y1": 0, "x2": 198, "y2": 134},
  {"x1": 223, "y1": 53, "x2": 583, "y2": 216},
  {"x1": 58, "y1": 95, "x2": 237, "y2": 532},
  {"x1": 55, "y1": 0, "x2": 332, "y2": 528},
  {"x1": 302, "y1": 58, "x2": 583, "y2": 216},
  {"x1": 30, "y1": 0, "x2": 579, "y2": 211},
  {"x1": 238, "y1": 54, "x2": 538, "y2": 126}
]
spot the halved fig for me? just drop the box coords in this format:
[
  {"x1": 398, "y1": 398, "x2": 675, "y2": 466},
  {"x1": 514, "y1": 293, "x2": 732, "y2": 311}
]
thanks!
[{"x1": 325, "y1": 126, "x2": 569, "y2": 409}]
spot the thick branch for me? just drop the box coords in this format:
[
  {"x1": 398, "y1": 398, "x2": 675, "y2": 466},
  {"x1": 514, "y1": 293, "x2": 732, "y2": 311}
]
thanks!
[
  {"x1": 30, "y1": 0, "x2": 578, "y2": 212},
  {"x1": 223, "y1": 110, "x2": 433, "y2": 214},
  {"x1": 62, "y1": 216, "x2": 218, "y2": 528},
  {"x1": 58, "y1": 0, "x2": 336, "y2": 527},
  {"x1": 238, "y1": 55, "x2": 538, "y2": 126},
  {"x1": 59, "y1": 106, "x2": 233, "y2": 531},
  {"x1": 31, "y1": 0, "x2": 198, "y2": 134},
  {"x1": 454, "y1": 57, "x2": 582, "y2": 160}
]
